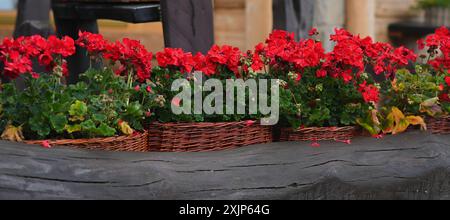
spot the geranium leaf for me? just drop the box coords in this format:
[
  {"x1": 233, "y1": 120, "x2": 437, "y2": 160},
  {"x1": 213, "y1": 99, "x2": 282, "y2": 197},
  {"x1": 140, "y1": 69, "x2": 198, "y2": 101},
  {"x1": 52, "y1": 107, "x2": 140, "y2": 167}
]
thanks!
[
  {"x1": 65, "y1": 124, "x2": 82, "y2": 134},
  {"x1": 391, "y1": 107, "x2": 405, "y2": 124},
  {"x1": 406, "y1": 116, "x2": 427, "y2": 131},
  {"x1": 392, "y1": 119, "x2": 410, "y2": 135},
  {"x1": 80, "y1": 119, "x2": 96, "y2": 132},
  {"x1": 50, "y1": 115, "x2": 68, "y2": 133},
  {"x1": 96, "y1": 123, "x2": 116, "y2": 137},
  {"x1": 119, "y1": 121, "x2": 134, "y2": 135},
  {"x1": 92, "y1": 114, "x2": 107, "y2": 123},
  {"x1": 69, "y1": 100, "x2": 88, "y2": 117},
  {"x1": 357, "y1": 118, "x2": 380, "y2": 135}
]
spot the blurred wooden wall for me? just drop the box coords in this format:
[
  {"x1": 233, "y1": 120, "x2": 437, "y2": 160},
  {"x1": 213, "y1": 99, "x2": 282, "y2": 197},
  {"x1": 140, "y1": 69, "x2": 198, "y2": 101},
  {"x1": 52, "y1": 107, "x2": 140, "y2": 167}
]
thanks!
[
  {"x1": 0, "y1": 0, "x2": 426, "y2": 50},
  {"x1": 0, "y1": 0, "x2": 273, "y2": 52},
  {"x1": 214, "y1": 0, "x2": 272, "y2": 50}
]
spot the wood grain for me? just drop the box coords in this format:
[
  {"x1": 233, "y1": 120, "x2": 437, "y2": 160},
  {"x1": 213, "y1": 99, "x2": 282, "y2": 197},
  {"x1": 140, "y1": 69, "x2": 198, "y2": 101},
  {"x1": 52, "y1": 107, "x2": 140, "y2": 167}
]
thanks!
[{"x1": 1, "y1": 131, "x2": 450, "y2": 200}]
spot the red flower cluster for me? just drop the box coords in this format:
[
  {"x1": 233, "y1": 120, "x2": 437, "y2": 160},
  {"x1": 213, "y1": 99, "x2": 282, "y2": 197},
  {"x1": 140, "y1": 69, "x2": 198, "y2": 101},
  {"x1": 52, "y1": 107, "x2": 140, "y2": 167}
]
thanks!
[
  {"x1": 0, "y1": 35, "x2": 75, "y2": 79},
  {"x1": 442, "y1": 76, "x2": 450, "y2": 103},
  {"x1": 418, "y1": 27, "x2": 450, "y2": 72},
  {"x1": 75, "y1": 33, "x2": 153, "y2": 81},
  {"x1": 359, "y1": 81, "x2": 380, "y2": 103},
  {"x1": 205, "y1": 45, "x2": 242, "y2": 76},
  {"x1": 259, "y1": 30, "x2": 325, "y2": 71},
  {"x1": 249, "y1": 29, "x2": 384, "y2": 102},
  {"x1": 76, "y1": 31, "x2": 109, "y2": 55},
  {"x1": 190, "y1": 53, "x2": 213, "y2": 76},
  {"x1": 156, "y1": 48, "x2": 194, "y2": 73},
  {"x1": 103, "y1": 38, "x2": 153, "y2": 81},
  {"x1": 324, "y1": 28, "x2": 416, "y2": 80},
  {"x1": 246, "y1": 47, "x2": 265, "y2": 72}
]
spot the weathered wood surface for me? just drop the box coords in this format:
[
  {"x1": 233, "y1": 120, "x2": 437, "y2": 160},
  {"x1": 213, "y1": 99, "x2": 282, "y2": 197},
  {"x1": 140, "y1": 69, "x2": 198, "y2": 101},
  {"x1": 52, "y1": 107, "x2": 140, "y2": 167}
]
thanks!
[{"x1": 1, "y1": 131, "x2": 450, "y2": 200}]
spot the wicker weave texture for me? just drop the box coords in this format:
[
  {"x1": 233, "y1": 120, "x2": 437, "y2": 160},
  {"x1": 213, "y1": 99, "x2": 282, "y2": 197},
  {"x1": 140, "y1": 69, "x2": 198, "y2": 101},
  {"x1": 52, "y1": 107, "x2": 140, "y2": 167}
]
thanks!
[
  {"x1": 25, "y1": 131, "x2": 148, "y2": 152},
  {"x1": 427, "y1": 116, "x2": 450, "y2": 135},
  {"x1": 279, "y1": 126, "x2": 357, "y2": 142},
  {"x1": 148, "y1": 122, "x2": 273, "y2": 152}
]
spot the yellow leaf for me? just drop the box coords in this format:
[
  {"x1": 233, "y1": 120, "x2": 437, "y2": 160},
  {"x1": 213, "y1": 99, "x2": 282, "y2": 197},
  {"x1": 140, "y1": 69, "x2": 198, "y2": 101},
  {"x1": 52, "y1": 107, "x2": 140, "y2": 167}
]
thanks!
[
  {"x1": 391, "y1": 107, "x2": 406, "y2": 123},
  {"x1": 392, "y1": 119, "x2": 410, "y2": 135},
  {"x1": 119, "y1": 121, "x2": 134, "y2": 135},
  {"x1": 382, "y1": 113, "x2": 394, "y2": 134},
  {"x1": 1, "y1": 124, "x2": 24, "y2": 142},
  {"x1": 406, "y1": 116, "x2": 427, "y2": 131}
]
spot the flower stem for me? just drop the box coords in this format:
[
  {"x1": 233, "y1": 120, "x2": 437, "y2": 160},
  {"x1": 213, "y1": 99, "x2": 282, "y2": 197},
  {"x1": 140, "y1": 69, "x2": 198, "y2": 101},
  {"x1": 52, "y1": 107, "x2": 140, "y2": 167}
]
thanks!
[{"x1": 126, "y1": 68, "x2": 133, "y2": 106}]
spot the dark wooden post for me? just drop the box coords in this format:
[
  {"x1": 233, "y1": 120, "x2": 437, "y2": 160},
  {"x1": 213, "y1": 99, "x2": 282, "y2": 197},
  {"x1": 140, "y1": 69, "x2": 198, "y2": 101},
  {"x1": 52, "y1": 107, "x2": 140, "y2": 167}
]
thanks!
[
  {"x1": 10, "y1": 0, "x2": 53, "y2": 89},
  {"x1": 14, "y1": 0, "x2": 52, "y2": 38},
  {"x1": 273, "y1": 0, "x2": 315, "y2": 40},
  {"x1": 160, "y1": 0, "x2": 214, "y2": 54}
]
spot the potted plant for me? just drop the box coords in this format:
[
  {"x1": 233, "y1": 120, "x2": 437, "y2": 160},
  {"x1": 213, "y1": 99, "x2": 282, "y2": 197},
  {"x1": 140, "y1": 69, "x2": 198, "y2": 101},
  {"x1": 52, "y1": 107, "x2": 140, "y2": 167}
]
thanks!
[
  {"x1": 254, "y1": 29, "x2": 418, "y2": 143},
  {"x1": 0, "y1": 33, "x2": 151, "y2": 152},
  {"x1": 359, "y1": 27, "x2": 450, "y2": 136},
  {"x1": 417, "y1": 0, "x2": 450, "y2": 26},
  {"x1": 417, "y1": 26, "x2": 450, "y2": 134},
  {"x1": 146, "y1": 46, "x2": 273, "y2": 152}
]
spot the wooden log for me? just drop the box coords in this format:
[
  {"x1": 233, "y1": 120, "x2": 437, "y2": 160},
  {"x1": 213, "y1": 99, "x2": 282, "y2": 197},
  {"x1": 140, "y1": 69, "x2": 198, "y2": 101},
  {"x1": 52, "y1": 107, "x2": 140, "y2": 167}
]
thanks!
[{"x1": 1, "y1": 131, "x2": 450, "y2": 200}]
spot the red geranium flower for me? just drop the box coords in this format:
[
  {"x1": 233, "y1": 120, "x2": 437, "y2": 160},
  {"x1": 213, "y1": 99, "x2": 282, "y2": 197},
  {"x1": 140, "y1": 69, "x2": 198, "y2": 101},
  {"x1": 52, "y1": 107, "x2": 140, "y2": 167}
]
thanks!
[
  {"x1": 359, "y1": 81, "x2": 380, "y2": 103},
  {"x1": 445, "y1": 76, "x2": 450, "y2": 87},
  {"x1": 440, "y1": 93, "x2": 450, "y2": 103},
  {"x1": 156, "y1": 48, "x2": 194, "y2": 73},
  {"x1": 47, "y1": 36, "x2": 76, "y2": 57},
  {"x1": 76, "y1": 31, "x2": 109, "y2": 54},
  {"x1": 103, "y1": 38, "x2": 153, "y2": 81},
  {"x1": 309, "y1": 28, "x2": 319, "y2": 36},
  {"x1": 206, "y1": 45, "x2": 242, "y2": 76}
]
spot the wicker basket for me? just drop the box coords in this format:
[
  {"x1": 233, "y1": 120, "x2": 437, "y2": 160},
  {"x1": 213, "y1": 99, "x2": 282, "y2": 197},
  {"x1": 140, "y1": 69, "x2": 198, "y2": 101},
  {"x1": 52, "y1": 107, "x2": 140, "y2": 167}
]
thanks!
[
  {"x1": 279, "y1": 126, "x2": 358, "y2": 142},
  {"x1": 25, "y1": 131, "x2": 148, "y2": 152},
  {"x1": 148, "y1": 122, "x2": 273, "y2": 152},
  {"x1": 427, "y1": 115, "x2": 450, "y2": 134}
]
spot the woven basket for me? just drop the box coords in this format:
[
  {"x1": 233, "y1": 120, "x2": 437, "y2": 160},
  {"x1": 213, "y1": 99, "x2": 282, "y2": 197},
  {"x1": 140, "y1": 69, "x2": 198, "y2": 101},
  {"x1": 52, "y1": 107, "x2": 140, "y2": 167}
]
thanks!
[
  {"x1": 279, "y1": 126, "x2": 358, "y2": 142},
  {"x1": 427, "y1": 115, "x2": 450, "y2": 134},
  {"x1": 148, "y1": 122, "x2": 273, "y2": 152},
  {"x1": 25, "y1": 131, "x2": 148, "y2": 152}
]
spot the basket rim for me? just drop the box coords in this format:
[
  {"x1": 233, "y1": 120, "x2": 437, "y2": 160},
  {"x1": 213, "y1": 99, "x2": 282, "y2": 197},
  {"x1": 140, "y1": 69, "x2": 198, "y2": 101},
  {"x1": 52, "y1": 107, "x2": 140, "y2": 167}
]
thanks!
[
  {"x1": 282, "y1": 125, "x2": 358, "y2": 132},
  {"x1": 25, "y1": 130, "x2": 148, "y2": 145},
  {"x1": 149, "y1": 121, "x2": 269, "y2": 128}
]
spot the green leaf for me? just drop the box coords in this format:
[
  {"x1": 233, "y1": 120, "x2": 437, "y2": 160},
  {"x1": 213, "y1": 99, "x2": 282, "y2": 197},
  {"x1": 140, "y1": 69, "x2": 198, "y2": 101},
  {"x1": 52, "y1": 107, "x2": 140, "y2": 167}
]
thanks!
[
  {"x1": 69, "y1": 100, "x2": 88, "y2": 117},
  {"x1": 126, "y1": 102, "x2": 144, "y2": 118},
  {"x1": 29, "y1": 116, "x2": 51, "y2": 138},
  {"x1": 80, "y1": 119, "x2": 96, "y2": 132},
  {"x1": 356, "y1": 118, "x2": 380, "y2": 136},
  {"x1": 50, "y1": 114, "x2": 68, "y2": 133},
  {"x1": 65, "y1": 124, "x2": 82, "y2": 134},
  {"x1": 95, "y1": 123, "x2": 116, "y2": 137},
  {"x1": 92, "y1": 114, "x2": 107, "y2": 123}
]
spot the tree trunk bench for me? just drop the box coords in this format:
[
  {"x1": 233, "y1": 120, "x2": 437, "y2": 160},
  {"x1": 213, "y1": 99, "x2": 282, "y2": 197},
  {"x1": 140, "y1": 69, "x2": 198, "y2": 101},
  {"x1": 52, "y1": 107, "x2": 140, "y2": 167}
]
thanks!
[{"x1": 1, "y1": 131, "x2": 450, "y2": 200}]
